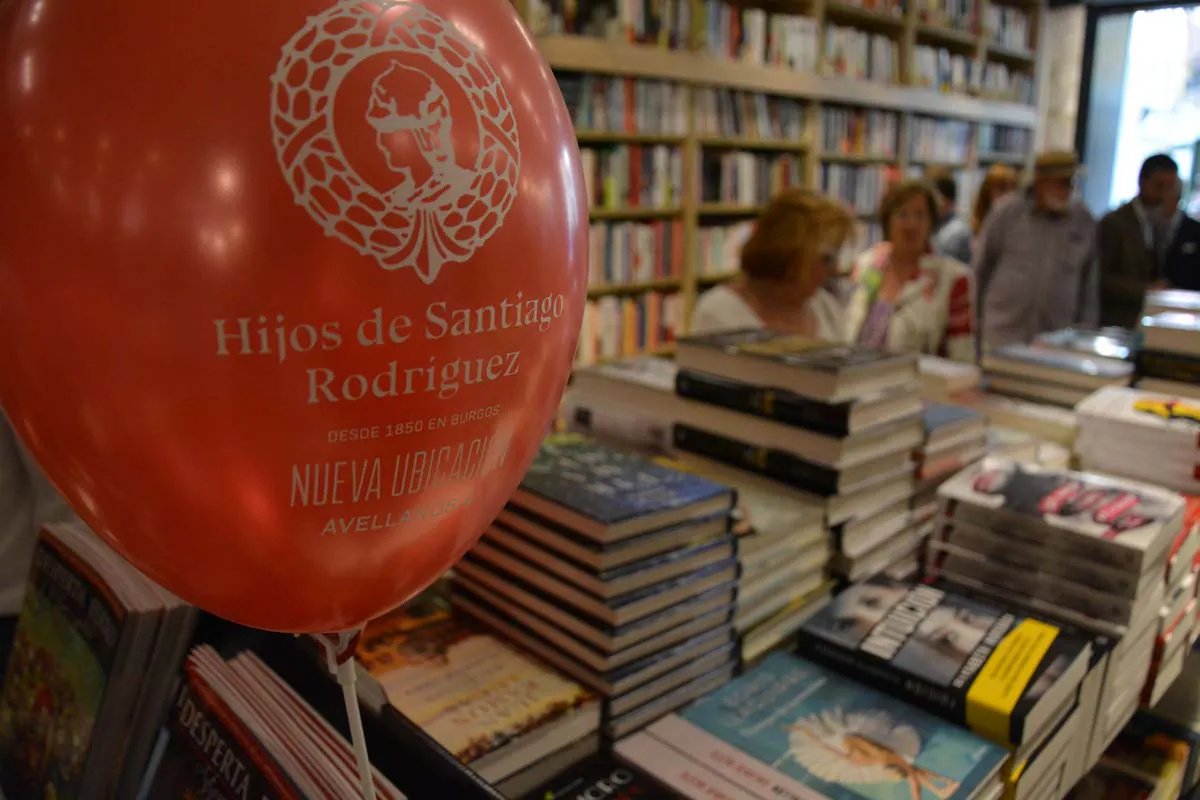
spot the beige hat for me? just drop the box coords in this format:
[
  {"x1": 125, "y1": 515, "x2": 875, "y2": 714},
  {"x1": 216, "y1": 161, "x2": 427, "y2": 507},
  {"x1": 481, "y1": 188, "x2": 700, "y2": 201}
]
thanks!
[{"x1": 1034, "y1": 150, "x2": 1084, "y2": 178}]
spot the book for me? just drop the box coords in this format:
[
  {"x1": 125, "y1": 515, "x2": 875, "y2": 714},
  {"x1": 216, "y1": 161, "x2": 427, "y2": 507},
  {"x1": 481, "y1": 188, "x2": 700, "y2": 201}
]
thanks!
[
  {"x1": 921, "y1": 404, "x2": 987, "y2": 451},
  {"x1": 936, "y1": 457, "x2": 1186, "y2": 574},
  {"x1": 982, "y1": 344, "x2": 1133, "y2": 389},
  {"x1": 1141, "y1": 312, "x2": 1200, "y2": 358},
  {"x1": 675, "y1": 369, "x2": 922, "y2": 437},
  {"x1": 510, "y1": 434, "x2": 735, "y2": 543},
  {"x1": 617, "y1": 652, "x2": 1008, "y2": 800},
  {"x1": 1033, "y1": 326, "x2": 1134, "y2": 363},
  {"x1": 518, "y1": 753, "x2": 679, "y2": 799},
  {"x1": 353, "y1": 603, "x2": 600, "y2": 784},
  {"x1": 797, "y1": 576, "x2": 1091, "y2": 750},
  {"x1": 675, "y1": 328, "x2": 918, "y2": 402},
  {"x1": 0, "y1": 523, "x2": 194, "y2": 800}
]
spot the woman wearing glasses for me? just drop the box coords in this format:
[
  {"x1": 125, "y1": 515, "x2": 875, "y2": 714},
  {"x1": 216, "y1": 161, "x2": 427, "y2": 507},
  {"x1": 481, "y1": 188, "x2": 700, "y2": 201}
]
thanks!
[
  {"x1": 843, "y1": 180, "x2": 977, "y2": 362},
  {"x1": 689, "y1": 188, "x2": 854, "y2": 338}
]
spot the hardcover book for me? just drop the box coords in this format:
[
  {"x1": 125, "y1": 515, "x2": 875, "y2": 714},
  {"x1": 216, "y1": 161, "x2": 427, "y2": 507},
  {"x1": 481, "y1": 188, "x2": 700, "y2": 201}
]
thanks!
[
  {"x1": 619, "y1": 651, "x2": 1007, "y2": 800},
  {"x1": 518, "y1": 752, "x2": 679, "y2": 799},
  {"x1": 797, "y1": 576, "x2": 1091, "y2": 749},
  {"x1": 936, "y1": 457, "x2": 1186, "y2": 572},
  {"x1": 983, "y1": 344, "x2": 1133, "y2": 388},
  {"x1": 511, "y1": 434, "x2": 735, "y2": 542},
  {"x1": 675, "y1": 328, "x2": 917, "y2": 401}
]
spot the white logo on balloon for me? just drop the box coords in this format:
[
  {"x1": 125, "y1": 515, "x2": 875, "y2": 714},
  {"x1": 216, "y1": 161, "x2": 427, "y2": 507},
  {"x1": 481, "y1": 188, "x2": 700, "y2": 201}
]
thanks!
[{"x1": 271, "y1": 1, "x2": 521, "y2": 284}]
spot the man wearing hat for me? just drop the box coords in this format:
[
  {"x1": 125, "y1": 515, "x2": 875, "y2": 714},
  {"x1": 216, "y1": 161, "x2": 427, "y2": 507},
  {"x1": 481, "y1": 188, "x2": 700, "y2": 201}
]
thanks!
[{"x1": 973, "y1": 150, "x2": 1099, "y2": 351}]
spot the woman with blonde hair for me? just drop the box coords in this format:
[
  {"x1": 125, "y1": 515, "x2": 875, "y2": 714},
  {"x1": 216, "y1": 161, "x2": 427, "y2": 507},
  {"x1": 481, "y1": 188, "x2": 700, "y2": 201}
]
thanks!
[
  {"x1": 844, "y1": 179, "x2": 975, "y2": 361},
  {"x1": 690, "y1": 188, "x2": 855, "y2": 337},
  {"x1": 971, "y1": 164, "x2": 1017, "y2": 234}
]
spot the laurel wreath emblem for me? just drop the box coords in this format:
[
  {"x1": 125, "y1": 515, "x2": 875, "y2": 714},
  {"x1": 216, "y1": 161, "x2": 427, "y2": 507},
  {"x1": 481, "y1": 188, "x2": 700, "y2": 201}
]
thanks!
[{"x1": 270, "y1": 1, "x2": 521, "y2": 284}]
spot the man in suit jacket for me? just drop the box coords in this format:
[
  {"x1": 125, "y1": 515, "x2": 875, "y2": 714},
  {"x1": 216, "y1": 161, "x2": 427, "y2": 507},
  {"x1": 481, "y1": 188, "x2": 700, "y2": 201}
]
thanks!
[
  {"x1": 1097, "y1": 154, "x2": 1180, "y2": 327},
  {"x1": 1164, "y1": 177, "x2": 1200, "y2": 291}
]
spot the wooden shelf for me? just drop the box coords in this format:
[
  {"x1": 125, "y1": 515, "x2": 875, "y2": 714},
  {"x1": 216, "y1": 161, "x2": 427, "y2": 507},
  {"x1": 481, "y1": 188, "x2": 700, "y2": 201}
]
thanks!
[
  {"x1": 915, "y1": 24, "x2": 981, "y2": 52},
  {"x1": 588, "y1": 206, "x2": 683, "y2": 220},
  {"x1": 824, "y1": 2, "x2": 906, "y2": 34},
  {"x1": 576, "y1": 131, "x2": 686, "y2": 145},
  {"x1": 697, "y1": 203, "x2": 765, "y2": 216},
  {"x1": 986, "y1": 43, "x2": 1036, "y2": 67},
  {"x1": 820, "y1": 152, "x2": 896, "y2": 164},
  {"x1": 697, "y1": 272, "x2": 739, "y2": 285},
  {"x1": 537, "y1": 35, "x2": 1038, "y2": 126},
  {"x1": 587, "y1": 279, "x2": 682, "y2": 298},
  {"x1": 697, "y1": 136, "x2": 808, "y2": 151}
]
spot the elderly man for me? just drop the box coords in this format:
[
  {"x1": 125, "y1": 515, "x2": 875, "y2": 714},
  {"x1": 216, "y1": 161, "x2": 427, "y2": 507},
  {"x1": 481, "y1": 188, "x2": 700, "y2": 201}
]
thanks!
[{"x1": 973, "y1": 151, "x2": 1099, "y2": 352}]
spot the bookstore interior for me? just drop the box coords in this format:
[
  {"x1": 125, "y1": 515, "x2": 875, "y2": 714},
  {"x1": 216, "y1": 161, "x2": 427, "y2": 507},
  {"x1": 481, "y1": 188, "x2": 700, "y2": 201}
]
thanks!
[{"x1": 5, "y1": 0, "x2": 1200, "y2": 799}]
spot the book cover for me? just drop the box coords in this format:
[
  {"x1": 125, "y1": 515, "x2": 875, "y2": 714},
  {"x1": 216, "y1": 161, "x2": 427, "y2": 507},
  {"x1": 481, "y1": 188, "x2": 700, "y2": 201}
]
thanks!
[
  {"x1": 798, "y1": 576, "x2": 1089, "y2": 746},
  {"x1": 676, "y1": 368, "x2": 858, "y2": 435},
  {"x1": 937, "y1": 457, "x2": 1184, "y2": 555},
  {"x1": 0, "y1": 535, "x2": 126, "y2": 799},
  {"x1": 674, "y1": 424, "x2": 846, "y2": 496},
  {"x1": 1033, "y1": 326, "x2": 1134, "y2": 361},
  {"x1": 985, "y1": 344, "x2": 1133, "y2": 379},
  {"x1": 518, "y1": 753, "x2": 678, "y2": 800},
  {"x1": 357, "y1": 608, "x2": 595, "y2": 766},
  {"x1": 921, "y1": 404, "x2": 985, "y2": 436},
  {"x1": 1077, "y1": 386, "x2": 1200, "y2": 433},
  {"x1": 654, "y1": 651, "x2": 1006, "y2": 800},
  {"x1": 680, "y1": 328, "x2": 913, "y2": 374},
  {"x1": 143, "y1": 665, "x2": 302, "y2": 799},
  {"x1": 575, "y1": 356, "x2": 678, "y2": 393},
  {"x1": 517, "y1": 434, "x2": 733, "y2": 527}
]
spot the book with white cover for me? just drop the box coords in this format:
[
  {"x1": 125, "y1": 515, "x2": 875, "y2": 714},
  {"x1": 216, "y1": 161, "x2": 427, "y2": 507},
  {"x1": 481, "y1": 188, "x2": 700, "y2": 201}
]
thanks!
[
  {"x1": 937, "y1": 457, "x2": 1185, "y2": 574},
  {"x1": 1145, "y1": 288, "x2": 1200, "y2": 317},
  {"x1": 1142, "y1": 312, "x2": 1200, "y2": 357},
  {"x1": 1077, "y1": 385, "x2": 1200, "y2": 438}
]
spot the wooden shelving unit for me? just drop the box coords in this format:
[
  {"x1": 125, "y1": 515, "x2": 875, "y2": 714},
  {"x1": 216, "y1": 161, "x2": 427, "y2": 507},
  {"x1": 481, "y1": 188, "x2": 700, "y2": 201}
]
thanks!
[{"x1": 519, "y1": 0, "x2": 1046, "y2": 365}]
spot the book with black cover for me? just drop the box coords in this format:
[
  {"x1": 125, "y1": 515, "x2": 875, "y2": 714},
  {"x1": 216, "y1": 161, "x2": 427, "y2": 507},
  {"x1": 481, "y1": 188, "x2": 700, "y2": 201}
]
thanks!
[
  {"x1": 796, "y1": 575, "x2": 1092, "y2": 750},
  {"x1": 519, "y1": 752, "x2": 681, "y2": 799},
  {"x1": 674, "y1": 369, "x2": 920, "y2": 436},
  {"x1": 675, "y1": 328, "x2": 917, "y2": 401},
  {"x1": 510, "y1": 434, "x2": 735, "y2": 542}
]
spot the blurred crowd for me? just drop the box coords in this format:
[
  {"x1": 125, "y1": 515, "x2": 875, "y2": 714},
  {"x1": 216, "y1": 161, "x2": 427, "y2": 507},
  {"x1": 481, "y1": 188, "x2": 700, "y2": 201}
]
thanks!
[{"x1": 692, "y1": 151, "x2": 1200, "y2": 359}]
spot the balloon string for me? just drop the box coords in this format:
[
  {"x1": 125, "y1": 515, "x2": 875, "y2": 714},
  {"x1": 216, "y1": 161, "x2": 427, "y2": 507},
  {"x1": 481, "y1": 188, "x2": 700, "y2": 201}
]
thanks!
[{"x1": 336, "y1": 657, "x2": 378, "y2": 800}]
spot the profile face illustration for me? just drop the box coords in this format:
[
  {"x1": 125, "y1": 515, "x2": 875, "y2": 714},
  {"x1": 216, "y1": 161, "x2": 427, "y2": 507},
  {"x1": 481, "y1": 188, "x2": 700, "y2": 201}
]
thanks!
[
  {"x1": 914, "y1": 606, "x2": 992, "y2": 661},
  {"x1": 827, "y1": 582, "x2": 908, "y2": 644},
  {"x1": 366, "y1": 61, "x2": 470, "y2": 206}
]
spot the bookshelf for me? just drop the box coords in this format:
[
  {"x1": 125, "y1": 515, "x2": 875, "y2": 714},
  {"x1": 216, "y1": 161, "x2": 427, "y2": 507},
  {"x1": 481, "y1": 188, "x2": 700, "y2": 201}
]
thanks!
[{"x1": 519, "y1": 0, "x2": 1044, "y2": 365}]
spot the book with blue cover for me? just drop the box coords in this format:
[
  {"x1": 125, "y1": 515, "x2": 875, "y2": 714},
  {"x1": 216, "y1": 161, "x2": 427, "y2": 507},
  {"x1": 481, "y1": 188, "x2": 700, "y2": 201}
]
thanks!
[
  {"x1": 622, "y1": 652, "x2": 1006, "y2": 800},
  {"x1": 510, "y1": 434, "x2": 735, "y2": 542}
]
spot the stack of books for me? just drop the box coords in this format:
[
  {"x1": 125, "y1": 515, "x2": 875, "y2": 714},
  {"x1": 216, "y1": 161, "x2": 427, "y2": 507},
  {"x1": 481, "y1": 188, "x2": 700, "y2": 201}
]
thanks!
[
  {"x1": 1033, "y1": 326, "x2": 1134, "y2": 366},
  {"x1": 928, "y1": 457, "x2": 1188, "y2": 766},
  {"x1": 919, "y1": 354, "x2": 983, "y2": 402},
  {"x1": 669, "y1": 329, "x2": 922, "y2": 582},
  {"x1": 981, "y1": 343, "x2": 1134, "y2": 408},
  {"x1": 351, "y1": 594, "x2": 602, "y2": 795},
  {"x1": 962, "y1": 391, "x2": 1080, "y2": 447},
  {"x1": 562, "y1": 355, "x2": 682, "y2": 457},
  {"x1": 0, "y1": 523, "x2": 197, "y2": 800},
  {"x1": 1139, "y1": 498, "x2": 1200, "y2": 709},
  {"x1": 796, "y1": 575, "x2": 1095, "y2": 800},
  {"x1": 615, "y1": 651, "x2": 1010, "y2": 800},
  {"x1": 141, "y1": 645, "x2": 405, "y2": 798},
  {"x1": 653, "y1": 453, "x2": 836, "y2": 668},
  {"x1": 1069, "y1": 729, "x2": 1191, "y2": 799},
  {"x1": 1076, "y1": 386, "x2": 1200, "y2": 495},
  {"x1": 451, "y1": 434, "x2": 740, "y2": 740},
  {"x1": 1137, "y1": 292, "x2": 1200, "y2": 396},
  {"x1": 913, "y1": 403, "x2": 988, "y2": 523}
]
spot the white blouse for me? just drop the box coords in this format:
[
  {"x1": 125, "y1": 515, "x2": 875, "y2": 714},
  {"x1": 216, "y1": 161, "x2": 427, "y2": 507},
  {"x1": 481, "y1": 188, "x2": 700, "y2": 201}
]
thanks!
[{"x1": 690, "y1": 285, "x2": 844, "y2": 340}]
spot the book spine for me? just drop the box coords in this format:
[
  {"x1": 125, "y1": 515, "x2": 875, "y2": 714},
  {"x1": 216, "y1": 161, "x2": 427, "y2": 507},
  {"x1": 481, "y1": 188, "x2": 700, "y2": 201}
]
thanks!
[
  {"x1": 675, "y1": 370, "x2": 851, "y2": 435},
  {"x1": 1137, "y1": 349, "x2": 1200, "y2": 384},
  {"x1": 673, "y1": 425, "x2": 839, "y2": 496}
]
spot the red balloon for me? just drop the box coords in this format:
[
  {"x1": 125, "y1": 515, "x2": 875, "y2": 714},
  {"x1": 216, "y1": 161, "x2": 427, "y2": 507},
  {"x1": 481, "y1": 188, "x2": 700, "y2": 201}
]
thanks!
[{"x1": 0, "y1": 0, "x2": 586, "y2": 632}]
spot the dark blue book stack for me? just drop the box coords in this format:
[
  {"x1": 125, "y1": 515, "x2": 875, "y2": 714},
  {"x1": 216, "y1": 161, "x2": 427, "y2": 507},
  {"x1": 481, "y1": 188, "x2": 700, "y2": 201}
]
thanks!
[{"x1": 451, "y1": 434, "x2": 740, "y2": 742}]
